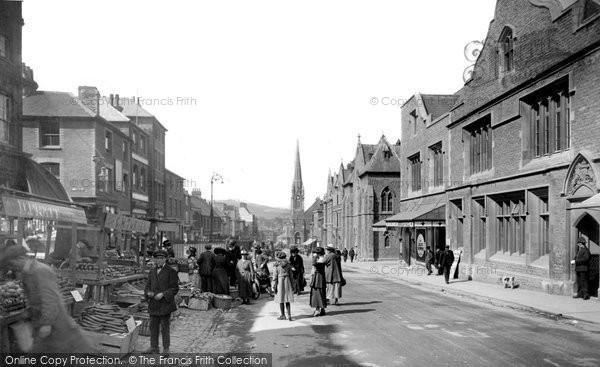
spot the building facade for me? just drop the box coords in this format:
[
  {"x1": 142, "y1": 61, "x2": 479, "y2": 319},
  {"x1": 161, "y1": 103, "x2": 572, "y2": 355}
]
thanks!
[
  {"x1": 165, "y1": 169, "x2": 185, "y2": 242},
  {"x1": 322, "y1": 136, "x2": 402, "y2": 260}
]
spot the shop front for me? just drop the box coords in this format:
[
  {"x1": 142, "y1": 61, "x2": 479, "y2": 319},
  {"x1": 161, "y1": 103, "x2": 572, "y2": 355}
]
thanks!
[{"x1": 385, "y1": 201, "x2": 446, "y2": 266}]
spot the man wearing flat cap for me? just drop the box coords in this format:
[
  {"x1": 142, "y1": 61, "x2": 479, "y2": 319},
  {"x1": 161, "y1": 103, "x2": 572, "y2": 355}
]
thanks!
[
  {"x1": 571, "y1": 237, "x2": 591, "y2": 300},
  {"x1": 145, "y1": 249, "x2": 179, "y2": 354}
]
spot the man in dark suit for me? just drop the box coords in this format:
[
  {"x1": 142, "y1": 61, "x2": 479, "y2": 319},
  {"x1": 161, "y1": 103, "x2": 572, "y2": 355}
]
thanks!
[
  {"x1": 572, "y1": 237, "x2": 591, "y2": 300},
  {"x1": 226, "y1": 240, "x2": 241, "y2": 287},
  {"x1": 197, "y1": 244, "x2": 216, "y2": 292},
  {"x1": 144, "y1": 249, "x2": 179, "y2": 355},
  {"x1": 440, "y1": 245, "x2": 455, "y2": 284},
  {"x1": 289, "y1": 246, "x2": 305, "y2": 295}
]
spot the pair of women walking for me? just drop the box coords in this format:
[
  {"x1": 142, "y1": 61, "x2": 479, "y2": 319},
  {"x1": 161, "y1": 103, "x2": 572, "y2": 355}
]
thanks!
[{"x1": 270, "y1": 244, "x2": 344, "y2": 320}]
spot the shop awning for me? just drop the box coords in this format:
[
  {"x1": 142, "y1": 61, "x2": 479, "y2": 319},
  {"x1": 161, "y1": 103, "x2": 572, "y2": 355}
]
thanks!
[
  {"x1": 385, "y1": 202, "x2": 446, "y2": 227},
  {"x1": 156, "y1": 221, "x2": 180, "y2": 232},
  {"x1": 302, "y1": 238, "x2": 316, "y2": 246},
  {"x1": 1, "y1": 195, "x2": 87, "y2": 224},
  {"x1": 104, "y1": 212, "x2": 151, "y2": 232},
  {"x1": 372, "y1": 220, "x2": 388, "y2": 232},
  {"x1": 569, "y1": 193, "x2": 600, "y2": 210}
]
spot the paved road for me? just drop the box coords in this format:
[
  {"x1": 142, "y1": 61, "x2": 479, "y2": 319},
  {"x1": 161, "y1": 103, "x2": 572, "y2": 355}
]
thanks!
[{"x1": 231, "y1": 255, "x2": 600, "y2": 367}]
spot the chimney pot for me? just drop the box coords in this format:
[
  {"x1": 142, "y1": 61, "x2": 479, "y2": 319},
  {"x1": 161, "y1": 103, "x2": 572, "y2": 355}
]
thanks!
[
  {"x1": 109, "y1": 94, "x2": 114, "y2": 106},
  {"x1": 115, "y1": 94, "x2": 120, "y2": 106},
  {"x1": 78, "y1": 86, "x2": 100, "y2": 115}
]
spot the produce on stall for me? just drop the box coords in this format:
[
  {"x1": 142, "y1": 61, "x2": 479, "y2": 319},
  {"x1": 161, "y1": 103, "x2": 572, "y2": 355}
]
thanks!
[
  {"x1": 77, "y1": 304, "x2": 132, "y2": 334},
  {"x1": 0, "y1": 282, "x2": 27, "y2": 315}
]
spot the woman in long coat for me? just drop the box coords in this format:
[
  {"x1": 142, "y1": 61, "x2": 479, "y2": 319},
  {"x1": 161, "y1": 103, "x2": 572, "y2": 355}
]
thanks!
[
  {"x1": 325, "y1": 244, "x2": 343, "y2": 305},
  {"x1": 272, "y1": 252, "x2": 294, "y2": 321},
  {"x1": 212, "y1": 247, "x2": 230, "y2": 295},
  {"x1": 289, "y1": 247, "x2": 305, "y2": 295},
  {"x1": 236, "y1": 249, "x2": 254, "y2": 304},
  {"x1": 309, "y1": 247, "x2": 327, "y2": 317}
]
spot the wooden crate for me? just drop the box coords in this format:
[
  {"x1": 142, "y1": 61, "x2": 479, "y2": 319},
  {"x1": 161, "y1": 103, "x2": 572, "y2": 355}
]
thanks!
[{"x1": 83, "y1": 321, "x2": 141, "y2": 355}]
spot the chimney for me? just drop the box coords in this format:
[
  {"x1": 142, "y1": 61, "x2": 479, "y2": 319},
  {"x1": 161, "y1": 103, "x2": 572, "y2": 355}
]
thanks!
[
  {"x1": 78, "y1": 86, "x2": 100, "y2": 115},
  {"x1": 114, "y1": 94, "x2": 123, "y2": 112},
  {"x1": 109, "y1": 94, "x2": 114, "y2": 106},
  {"x1": 191, "y1": 188, "x2": 202, "y2": 197}
]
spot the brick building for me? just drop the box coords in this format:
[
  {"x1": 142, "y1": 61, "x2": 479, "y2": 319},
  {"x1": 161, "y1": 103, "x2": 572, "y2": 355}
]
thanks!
[
  {"x1": 22, "y1": 87, "x2": 132, "y2": 225},
  {"x1": 165, "y1": 169, "x2": 185, "y2": 241},
  {"x1": 120, "y1": 98, "x2": 167, "y2": 222},
  {"x1": 385, "y1": 94, "x2": 457, "y2": 265},
  {"x1": 322, "y1": 136, "x2": 402, "y2": 260}
]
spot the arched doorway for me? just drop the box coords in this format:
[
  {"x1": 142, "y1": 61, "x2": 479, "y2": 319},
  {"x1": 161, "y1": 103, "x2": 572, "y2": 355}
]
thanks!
[{"x1": 574, "y1": 213, "x2": 600, "y2": 297}]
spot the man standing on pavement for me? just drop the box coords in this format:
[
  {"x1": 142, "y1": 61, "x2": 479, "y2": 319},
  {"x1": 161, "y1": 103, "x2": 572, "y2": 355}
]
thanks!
[
  {"x1": 571, "y1": 237, "x2": 591, "y2": 300},
  {"x1": 198, "y1": 244, "x2": 216, "y2": 292},
  {"x1": 440, "y1": 245, "x2": 455, "y2": 284},
  {"x1": 144, "y1": 249, "x2": 179, "y2": 355},
  {"x1": 342, "y1": 248, "x2": 348, "y2": 263},
  {"x1": 424, "y1": 246, "x2": 434, "y2": 275},
  {"x1": 349, "y1": 247, "x2": 355, "y2": 263}
]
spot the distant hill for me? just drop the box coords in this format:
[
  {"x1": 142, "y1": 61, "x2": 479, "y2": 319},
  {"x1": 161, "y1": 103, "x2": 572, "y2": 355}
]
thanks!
[{"x1": 216, "y1": 200, "x2": 289, "y2": 220}]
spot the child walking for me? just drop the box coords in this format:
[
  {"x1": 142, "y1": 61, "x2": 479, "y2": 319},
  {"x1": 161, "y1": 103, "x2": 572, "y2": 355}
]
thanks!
[{"x1": 272, "y1": 251, "x2": 294, "y2": 321}]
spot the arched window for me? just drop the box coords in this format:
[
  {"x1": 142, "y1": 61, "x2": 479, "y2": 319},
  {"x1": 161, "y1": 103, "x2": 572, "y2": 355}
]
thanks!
[
  {"x1": 499, "y1": 27, "x2": 514, "y2": 72},
  {"x1": 381, "y1": 187, "x2": 392, "y2": 212}
]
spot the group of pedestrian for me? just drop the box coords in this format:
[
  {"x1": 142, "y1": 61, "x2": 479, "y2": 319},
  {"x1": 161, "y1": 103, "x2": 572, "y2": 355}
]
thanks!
[
  {"x1": 424, "y1": 245, "x2": 455, "y2": 284},
  {"x1": 187, "y1": 242, "x2": 244, "y2": 296}
]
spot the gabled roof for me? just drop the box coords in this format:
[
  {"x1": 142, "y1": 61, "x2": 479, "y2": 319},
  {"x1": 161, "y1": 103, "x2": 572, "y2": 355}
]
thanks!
[
  {"x1": 359, "y1": 135, "x2": 401, "y2": 176},
  {"x1": 304, "y1": 198, "x2": 323, "y2": 219},
  {"x1": 23, "y1": 91, "x2": 96, "y2": 118},
  {"x1": 119, "y1": 97, "x2": 155, "y2": 118},
  {"x1": 190, "y1": 196, "x2": 211, "y2": 216},
  {"x1": 420, "y1": 94, "x2": 459, "y2": 121},
  {"x1": 99, "y1": 101, "x2": 130, "y2": 122}
]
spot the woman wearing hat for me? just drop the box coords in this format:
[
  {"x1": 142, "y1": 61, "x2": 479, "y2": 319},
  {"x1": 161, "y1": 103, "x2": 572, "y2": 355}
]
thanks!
[
  {"x1": 186, "y1": 247, "x2": 200, "y2": 289},
  {"x1": 289, "y1": 246, "x2": 305, "y2": 295},
  {"x1": 309, "y1": 247, "x2": 327, "y2": 316},
  {"x1": 324, "y1": 244, "x2": 343, "y2": 306},
  {"x1": 212, "y1": 248, "x2": 230, "y2": 295},
  {"x1": 272, "y1": 252, "x2": 295, "y2": 321},
  {"x1": 236, "y1": 249, "x2": 255, "y2": 304}
]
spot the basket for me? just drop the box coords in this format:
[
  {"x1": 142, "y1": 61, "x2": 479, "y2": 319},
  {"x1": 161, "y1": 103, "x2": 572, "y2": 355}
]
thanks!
[
  {"x1": 188, "y1": 297, "x2": 211, "y2": 311},
  {"x1": 229, "y1": 288, "x2": 239, "y2": 300},
  {"x1": 133, "y1": 313, "x2": 150, "y2": 336},
  {"x1": 212, "y1": 295, "x2": 233, "y2": 309}
]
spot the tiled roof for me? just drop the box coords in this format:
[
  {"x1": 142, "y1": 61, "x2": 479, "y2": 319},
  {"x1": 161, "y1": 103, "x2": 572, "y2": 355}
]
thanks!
[
  {"x1": 99, "y1": 102, "x2": 130, "y2": 122},
  {"x1": 23, "y1": 91, "x2": 95, "y2": 118},
  {"x1": 118, "y1": 97, "x2": 155, "y2": 118},
  {"x1": 360, "y1": 136, "x2": 401, "y2": 175},
  {"x1": 420, "y1": 94, "x2": 458, "y2": 121},
  {"x1": 190, "y1": 196, "x2": 211, "y2": 216},
  {"x1": 304, "y1": 198, "x2": 323, "y2": 219}
]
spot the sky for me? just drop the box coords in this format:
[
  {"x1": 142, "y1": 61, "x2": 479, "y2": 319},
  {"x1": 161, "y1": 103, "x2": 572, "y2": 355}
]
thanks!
[{"x1": 22, "y1": 0, "x2": 497, "y2": 210}]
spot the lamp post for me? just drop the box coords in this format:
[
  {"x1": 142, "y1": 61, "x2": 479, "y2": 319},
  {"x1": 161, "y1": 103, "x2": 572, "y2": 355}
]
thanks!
[{"x1": 209, "y1": 173, "x2": 223, "y2": 243}]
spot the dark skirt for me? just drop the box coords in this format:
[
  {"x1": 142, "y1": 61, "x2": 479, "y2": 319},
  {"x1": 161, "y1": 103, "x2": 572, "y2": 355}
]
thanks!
[
  {"x1": 310, "y1": 286, "x2": 327, "y2": 309},
  {"x1": 212, "y1": 268, "x2": 230, "y2": 295},
  {"x1": 292, "y1": 271, "x2": 304, "y2": 293},
  {"x1": 238, "y1": 272, "x2": 253, "y2": 298}
]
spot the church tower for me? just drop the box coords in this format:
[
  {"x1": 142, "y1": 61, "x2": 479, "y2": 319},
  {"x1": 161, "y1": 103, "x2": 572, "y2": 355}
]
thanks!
[{"x1": 291, "y1": 140, "x2": 305, "y2": 219}]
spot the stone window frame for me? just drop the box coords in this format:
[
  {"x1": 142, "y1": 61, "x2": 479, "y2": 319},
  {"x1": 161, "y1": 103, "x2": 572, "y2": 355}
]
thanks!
[
  {"x1": 498, "y1": 26, "x2": 515, "y2": 74},
  {"x1": 0, "y1": 93, "x2": 12, "y2": 146},
  {"x1": 408, "y1": 152, "x2": 422, "y2": 192},
  {"x1": 429, "y1": 141, "x2": 444, "y2": 188},
  {"x1": 39, "y1": 119, "x2": 61, "y2": 148},
  {"x1": 465, "y1": 115, "x2": 492, "y2": 176}
]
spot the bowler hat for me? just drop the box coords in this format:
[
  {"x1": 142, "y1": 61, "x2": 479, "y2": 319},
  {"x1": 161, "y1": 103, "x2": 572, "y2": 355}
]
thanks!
[
  {"x1": 153, "y1": 249, "x2": 168, "y2": 258},
  {"x1": 205, "y1": 244, "x2": 212, "y2": 250},
  {"x1": 290, "y1": 247, "x2": 299, "y2": 253},
  {"x1": 163, "y1": 240, "x2": 171, "y2": 247},
  {"x1": 313, "y1": 247, "x2": 325, "y2": 255},
  {"x1": 277, "y1": 252, "x2": 287, "y2": 259}
]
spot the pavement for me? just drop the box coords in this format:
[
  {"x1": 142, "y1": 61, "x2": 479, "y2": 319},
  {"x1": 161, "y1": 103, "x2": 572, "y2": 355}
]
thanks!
[
  {"x1": 133, "y1": 256, "x2": 600, "y2": 366},
  {"x1": 343, "y1": 259, "x2": 600, "y2": 326}
]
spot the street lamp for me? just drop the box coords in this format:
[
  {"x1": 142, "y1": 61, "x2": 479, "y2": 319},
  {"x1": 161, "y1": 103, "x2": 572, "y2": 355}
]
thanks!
[{"x1": 209, "y1": 173, "x2": 223, "y2": 243}]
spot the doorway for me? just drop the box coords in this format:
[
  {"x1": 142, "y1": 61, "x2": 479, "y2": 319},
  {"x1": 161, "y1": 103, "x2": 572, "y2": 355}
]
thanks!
[{"x1": 575, "y1": 213, "x2": 600, "y2": 297}]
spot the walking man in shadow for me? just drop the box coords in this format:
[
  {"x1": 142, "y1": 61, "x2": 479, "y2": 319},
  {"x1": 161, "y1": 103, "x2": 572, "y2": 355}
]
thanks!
[{"x1": 440, "y1": 245, "x2": 454, "y2": 284}]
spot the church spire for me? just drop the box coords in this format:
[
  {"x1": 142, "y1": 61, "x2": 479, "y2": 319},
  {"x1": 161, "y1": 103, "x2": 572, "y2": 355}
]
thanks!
[{"x1": 291, "y1": 140, "x2": 304, "y2": 217}]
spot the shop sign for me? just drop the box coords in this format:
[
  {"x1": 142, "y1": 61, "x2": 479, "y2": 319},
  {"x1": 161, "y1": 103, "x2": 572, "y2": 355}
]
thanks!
[
  {"x1": 104, "y1": 213, "x2": 150, "y2": 233},
  {"x1": 156, "y1": 222, "x2": 180, "y2": 232},
  {"x1": 1, "y1": 195, "x2": 87, "y2": 224},
  {"x1": 417, "y1": 233, "x2": 426, "y2": 258}
]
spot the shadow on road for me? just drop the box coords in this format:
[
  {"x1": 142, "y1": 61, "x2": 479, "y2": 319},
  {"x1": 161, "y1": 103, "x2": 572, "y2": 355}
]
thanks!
[
  {"x1": 325, "y1": 308, "x2": 376, "y2": 316},
  {"x1": 337, "y1": 301, "x2": 382, "y2": 306}
]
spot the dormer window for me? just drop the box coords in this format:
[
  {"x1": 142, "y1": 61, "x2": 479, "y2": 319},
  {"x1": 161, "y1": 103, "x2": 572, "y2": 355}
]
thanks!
[{"x1": 499, "y1": 27, "x2": 514, "y2": 73}]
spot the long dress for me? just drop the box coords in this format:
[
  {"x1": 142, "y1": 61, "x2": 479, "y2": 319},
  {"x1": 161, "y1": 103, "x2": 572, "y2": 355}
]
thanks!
[
  {"x1": 212, "y1": 255, "x2": 230, "y2": 295},
  {"x1": 325, "y1": 252, "x2": 342, "y2": 299},
  {"x1": 188, "y1": 255, "x2": 200, "y2": 289},
  {"x1": 289, "y1": 253, "x2": 305, "y2": 293},
  {"x1": 236, "y1": 259, "x2": 254, "y2": 299},
  {"x1": 272, "y1": 260, "x2": 294, "y2": 303},
  {"x1": 309, "y1": 258, "x2": 327, "y2": 309}
]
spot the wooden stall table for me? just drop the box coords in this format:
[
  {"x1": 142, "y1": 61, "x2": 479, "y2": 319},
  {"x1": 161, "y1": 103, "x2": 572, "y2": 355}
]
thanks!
[
  {"x1": 0, "y1": 309, "x2": 30, "y2": 354},
  {"x1": 84, "y1": 274, "x2": 147, "y2": 304}
]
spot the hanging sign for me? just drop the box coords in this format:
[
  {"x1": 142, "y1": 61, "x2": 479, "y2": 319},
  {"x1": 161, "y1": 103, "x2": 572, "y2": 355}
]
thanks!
[
  {"x1": 104, "y1": 213, "x2": 150, "y2": 233},
  {"x1": 1, "y1": 195, "x2": 87, "y2": 224}
]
